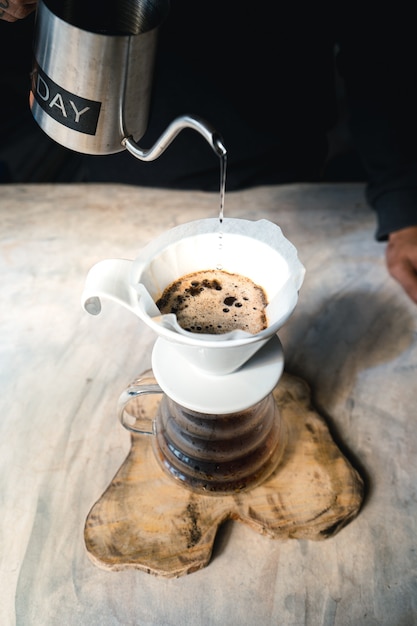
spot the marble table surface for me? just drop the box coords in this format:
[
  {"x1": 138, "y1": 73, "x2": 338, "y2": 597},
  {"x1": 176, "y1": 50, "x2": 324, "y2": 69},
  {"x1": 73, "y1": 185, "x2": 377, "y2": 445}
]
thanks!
[{"x1": 1, "y1": 182, "x2": 416, "y2": 626}]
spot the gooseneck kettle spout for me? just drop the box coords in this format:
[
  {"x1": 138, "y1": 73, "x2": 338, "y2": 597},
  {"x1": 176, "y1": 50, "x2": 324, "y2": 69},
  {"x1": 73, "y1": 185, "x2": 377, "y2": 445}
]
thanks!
[{"x1": 122, "y1": 114, "x2": 227, "y2": 161}]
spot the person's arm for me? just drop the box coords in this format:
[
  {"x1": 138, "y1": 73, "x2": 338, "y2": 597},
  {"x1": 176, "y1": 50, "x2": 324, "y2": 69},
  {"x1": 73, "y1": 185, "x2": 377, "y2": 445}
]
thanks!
[
  {"x1": 371, "y1": 184, "x2": 417, "y2": 304},
  {"x1": 337, "y1": 10, "x2": 417, "y2": 303},
  {"x1": 0, "y1": 0, "x2": 36, "y2": 22}
]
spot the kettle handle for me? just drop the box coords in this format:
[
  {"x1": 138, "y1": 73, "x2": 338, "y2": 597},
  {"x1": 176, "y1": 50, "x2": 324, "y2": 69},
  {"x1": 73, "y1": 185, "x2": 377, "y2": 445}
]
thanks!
[{"x1": 122, "y1": 114, "x2": 226, "y2": 162}]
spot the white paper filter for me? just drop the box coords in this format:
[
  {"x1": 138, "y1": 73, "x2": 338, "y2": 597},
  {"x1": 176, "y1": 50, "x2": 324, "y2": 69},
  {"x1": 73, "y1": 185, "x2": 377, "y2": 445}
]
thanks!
[{"x1": 132, "y1": 217, "x2": 305, "y2": 343}]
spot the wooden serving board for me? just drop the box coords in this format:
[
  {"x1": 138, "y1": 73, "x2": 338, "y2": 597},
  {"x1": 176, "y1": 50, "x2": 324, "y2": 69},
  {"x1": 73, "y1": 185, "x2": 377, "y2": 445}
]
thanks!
[{"x1": 84, "y1": 372, "x2": 364, "y2": 578}]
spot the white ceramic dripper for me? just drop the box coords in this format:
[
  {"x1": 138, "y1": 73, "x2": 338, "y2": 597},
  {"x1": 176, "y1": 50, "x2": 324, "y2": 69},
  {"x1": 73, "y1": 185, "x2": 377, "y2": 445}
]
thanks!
[{"x1": 81, "y1": 218, "x2": 305, "y2": 413}]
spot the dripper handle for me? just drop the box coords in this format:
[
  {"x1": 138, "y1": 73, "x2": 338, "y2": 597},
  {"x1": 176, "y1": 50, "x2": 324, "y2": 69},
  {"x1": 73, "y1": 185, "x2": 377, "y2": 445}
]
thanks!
[
  {"x1": 122, "y1": 114, "x2": 226, "y2": 162},
  {"x1": 81, "y1": 258, "x2": 136, "y2": 316}
]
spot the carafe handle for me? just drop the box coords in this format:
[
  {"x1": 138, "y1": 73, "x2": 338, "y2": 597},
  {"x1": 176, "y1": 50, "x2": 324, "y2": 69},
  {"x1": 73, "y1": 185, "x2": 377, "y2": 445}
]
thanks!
[{"x1": 117, "y1": 371, "x2": 163, "y2": 434}]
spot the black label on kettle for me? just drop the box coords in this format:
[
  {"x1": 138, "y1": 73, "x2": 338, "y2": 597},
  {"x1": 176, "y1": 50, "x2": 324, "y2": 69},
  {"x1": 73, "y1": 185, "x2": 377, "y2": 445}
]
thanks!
[{"x1": 31, "y1": 63, "x2": 102, "y2": 135}]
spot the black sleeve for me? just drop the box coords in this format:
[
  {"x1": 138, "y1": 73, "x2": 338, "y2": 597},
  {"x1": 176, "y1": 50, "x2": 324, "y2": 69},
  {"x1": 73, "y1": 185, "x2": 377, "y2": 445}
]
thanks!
[{"x1": 337, "y1": 7, "x2": 417, "y2": 240}]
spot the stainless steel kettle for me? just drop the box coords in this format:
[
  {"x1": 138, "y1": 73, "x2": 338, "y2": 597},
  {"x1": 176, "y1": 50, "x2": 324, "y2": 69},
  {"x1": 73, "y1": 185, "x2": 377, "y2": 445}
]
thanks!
[{"x1": 29, "y1": 0, "x2": 226, "y2": 161}]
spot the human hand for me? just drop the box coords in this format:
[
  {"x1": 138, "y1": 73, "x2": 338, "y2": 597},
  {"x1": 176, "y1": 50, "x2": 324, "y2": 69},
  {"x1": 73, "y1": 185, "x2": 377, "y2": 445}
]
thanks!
[
  {"x1": 0, "y1": 0, "x2": 37, "y2": 22},
  {"x1": 386, "y1": 225, "x2": 417, "y2": 304}
]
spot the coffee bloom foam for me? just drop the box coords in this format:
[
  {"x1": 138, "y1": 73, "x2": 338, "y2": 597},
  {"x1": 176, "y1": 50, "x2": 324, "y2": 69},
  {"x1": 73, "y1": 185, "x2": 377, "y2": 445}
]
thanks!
[{"x1": 156, "y1": 270, "x2": 268, "y2": 335}]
